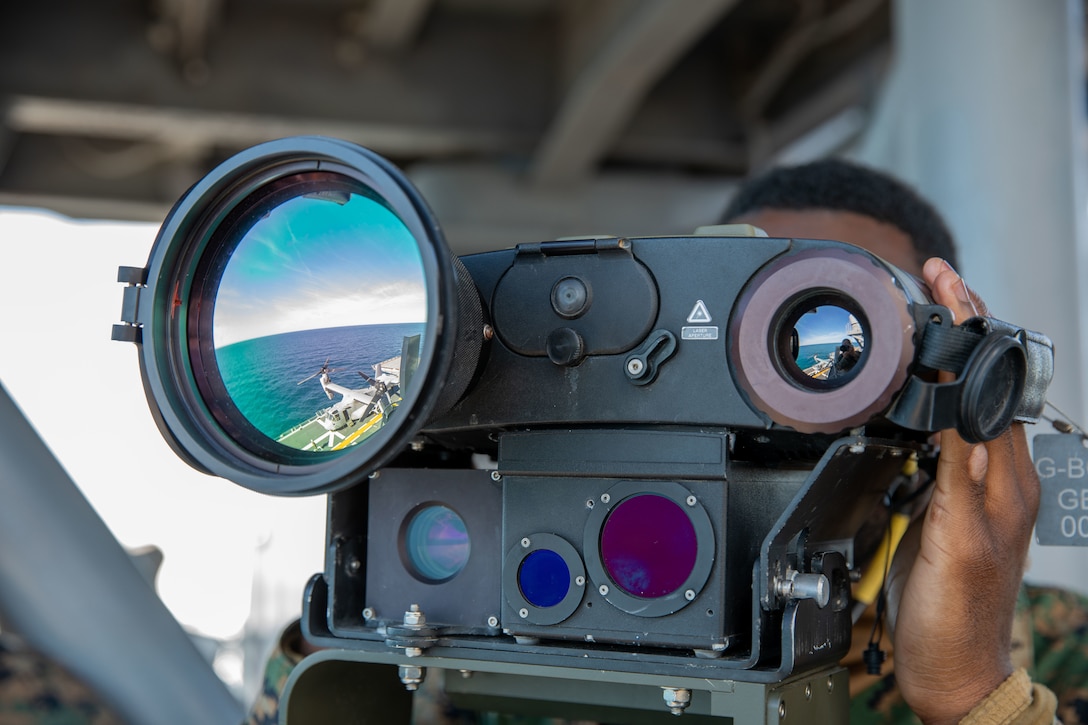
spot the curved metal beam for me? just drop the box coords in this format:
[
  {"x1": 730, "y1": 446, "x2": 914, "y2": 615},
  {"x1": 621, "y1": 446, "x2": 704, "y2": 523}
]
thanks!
[{"x1": 531, "y1": 0, "x2": 739, "y2": 187}]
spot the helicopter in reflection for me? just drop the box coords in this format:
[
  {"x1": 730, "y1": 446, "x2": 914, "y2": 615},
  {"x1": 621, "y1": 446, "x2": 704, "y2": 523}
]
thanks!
[{"x1": 279, "y1": 357, "x2": 402, "y2": 451}]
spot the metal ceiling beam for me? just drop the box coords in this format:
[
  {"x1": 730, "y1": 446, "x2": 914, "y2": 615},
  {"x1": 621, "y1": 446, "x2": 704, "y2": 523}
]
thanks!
[
  {"x1": 530, "y1": 0, "x2": 740, "y2": 187},
  {"x1": 360, "y1": 0, "x2": 436, "y2": 51},
  {"x1": 3, "y1": 95, "x2": 529, "y2": 159}
]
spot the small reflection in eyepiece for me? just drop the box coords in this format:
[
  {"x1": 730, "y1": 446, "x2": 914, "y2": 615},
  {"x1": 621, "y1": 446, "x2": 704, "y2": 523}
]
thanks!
[
  {"x1": 792, "y1": 305, "x2": 865, "y2": 383},
  {"x1": 212, "y1": 187, "x2": 427, "y2": 452}
]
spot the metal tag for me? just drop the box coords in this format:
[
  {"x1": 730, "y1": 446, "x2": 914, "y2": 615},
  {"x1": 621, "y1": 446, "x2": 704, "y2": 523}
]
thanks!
[{"x1": 1033, "y1": 433, "x2": 1088, "y2": 546}]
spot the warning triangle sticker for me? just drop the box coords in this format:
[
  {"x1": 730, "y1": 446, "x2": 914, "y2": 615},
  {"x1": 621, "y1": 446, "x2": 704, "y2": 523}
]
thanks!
[{"x1": 687, "y1": 300, "x2": 712, "y2": 324}]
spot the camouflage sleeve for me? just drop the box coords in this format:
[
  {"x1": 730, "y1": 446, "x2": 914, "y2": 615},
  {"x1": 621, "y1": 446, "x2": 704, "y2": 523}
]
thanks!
[
  {"x1": 0, "y1": 633, "x2": 125, "y2": 725},
  {"x1": 244, "y1": 622, "x2": 306, "y2": 725},
  {"x1": 1025, "y1": 584, "x2": 1088, "y2": 725}
]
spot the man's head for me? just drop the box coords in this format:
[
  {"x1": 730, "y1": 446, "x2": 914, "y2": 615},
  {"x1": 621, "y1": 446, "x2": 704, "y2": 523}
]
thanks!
[{"x1": 721, "y1": 158, "x2": 959, "y2": 275}]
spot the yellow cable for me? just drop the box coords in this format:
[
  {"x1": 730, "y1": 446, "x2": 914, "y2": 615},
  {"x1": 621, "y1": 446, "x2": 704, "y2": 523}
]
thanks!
[{"x1": 854, "y1": 511, "x2": 911, "y2": 607}]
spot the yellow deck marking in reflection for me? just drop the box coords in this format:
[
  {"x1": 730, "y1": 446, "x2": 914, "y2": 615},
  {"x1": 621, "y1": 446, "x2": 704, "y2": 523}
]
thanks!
[{"x1": 333, "y1": 415, "x2": 382, "y2": 450}]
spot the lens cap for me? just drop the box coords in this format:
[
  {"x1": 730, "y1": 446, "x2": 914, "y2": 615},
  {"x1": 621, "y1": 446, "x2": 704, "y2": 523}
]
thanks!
[{"x1": 958, "y1": 333, "x2": 1027, "y2": 443}]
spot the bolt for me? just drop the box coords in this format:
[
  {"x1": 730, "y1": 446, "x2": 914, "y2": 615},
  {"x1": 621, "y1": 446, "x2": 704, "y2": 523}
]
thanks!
[
  {"x1": 521, "y1": 537, "x2": 531, "y2": 548},
  {"x1": 627, "y1": 358, "x2": 645, "y2": 376},
  {"x1": 362, "y1": 607, "x2": 375, "y2": 621},
  {"x1": 491, "y1": 470, "x2": 502, "y2": 482},
  {"x1": 519, "y1": 608, "x2": 529, "y2": 618},
  {"x1": 827, "y1": 676, "x2": 834, "y2": 693},
  {"x1": 348, "y1": 558, "x2": 362, "y2": 572},
  {"x1": 575, "y1": 575, "x2": 585, "y2": 586},
  {"x1": 601, "y1": 493, "x2": 611, "y2": 504},
  {"x1": 661, "y1": 687, "x2": 691, "y2": 715},
  {"x1": 778, "y1": 700, "x2": 787, "y2": 718},
  {"x1": 460, "y1": 669, "x2": 474, "y2": 679},
  {"x1": 399, "y1": 664, "x2": 425, "y2": 690},
  {"x1": 684, "y1": 589, "x2": 696, "y2": 601},
  {"x1": 805, "y1": 683, "x2": 812, "y2": 700},
  {"x1": 599, "y1": 584, "x2": 609, "y2": 596},
  {"x1": 586, "y1": 499, "x2": 595, "y2": 509},
  {"x1": 483, "y1": 324, "x2": 494, "y2": 341},
  {"x1": 410, "y1": 440, "x2": 424, "y2": 452},
  {"x1": 487, "y1": 616, "x2": 499, "y2": 628},
  {"x1": 686, "y1": 495, "x2": 697, "y2": 506},
  {"x1": 404, "y1": 647, "x2": 423, "y2": 658},
  {"x1": 404, "y1": 604, "x2": 425, "y2": 627}
]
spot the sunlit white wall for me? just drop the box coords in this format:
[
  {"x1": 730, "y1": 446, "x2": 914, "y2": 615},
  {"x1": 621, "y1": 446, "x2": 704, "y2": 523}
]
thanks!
[{"x1": 0, "y1": 207, "x2": 327, "y2": 700}]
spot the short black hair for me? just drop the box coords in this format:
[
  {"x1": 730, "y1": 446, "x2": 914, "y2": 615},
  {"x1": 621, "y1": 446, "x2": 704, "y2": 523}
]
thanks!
[{"x1": 722, "y1": 158, "x2": 959, "y2": 270}]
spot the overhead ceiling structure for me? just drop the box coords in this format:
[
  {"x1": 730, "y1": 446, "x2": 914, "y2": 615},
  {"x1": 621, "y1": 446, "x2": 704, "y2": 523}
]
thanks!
[{"x1": 0, "y1": 0, "x2": 891, "y2": 251}]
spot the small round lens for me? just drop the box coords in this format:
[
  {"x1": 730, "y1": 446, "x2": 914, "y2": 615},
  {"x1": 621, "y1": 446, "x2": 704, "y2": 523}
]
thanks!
[
  {"x1": 517, "y1": 549, "x2": 571, "y2": 608},
  {"x1": 600, "y1": 494, "x2": 696, "y2": 599},
  {"x1": 551, "y1": 276, "x2": 590, "y2": 318},
  {"x1": 403, "y1": 504, "x2": 470, "y2": 583},
  {"x1": 786, "y1": 303, "x2": 866, "y2": 388}
]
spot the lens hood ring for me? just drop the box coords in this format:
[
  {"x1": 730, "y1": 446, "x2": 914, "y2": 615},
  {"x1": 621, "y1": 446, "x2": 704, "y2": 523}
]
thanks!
[{"x1": 730, "y1": 246, "x2": 917, "y2": 434}]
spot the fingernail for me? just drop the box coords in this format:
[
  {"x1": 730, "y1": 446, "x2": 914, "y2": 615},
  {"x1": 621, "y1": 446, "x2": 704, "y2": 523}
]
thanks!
[{"x1": 958, "y1": 277, "x2": 980, "y2": 316}]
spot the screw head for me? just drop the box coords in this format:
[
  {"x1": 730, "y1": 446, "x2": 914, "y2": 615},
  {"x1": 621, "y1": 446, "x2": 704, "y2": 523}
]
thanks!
[
  {"x1": 491, "y1": 470, "x2": 502, "y2": 481},
  {"x1": 487, "y1": 616, "x2": 499, "y2": 627},
  {"x1": 519, "y1": 608, "x2": 529, "y2": 618},
  {"x1": 521, "y1": 537, "x2": 531, "y2": 548},
  {"x1": 599, "y1": 584, "x2": 609, "y2": 596}
]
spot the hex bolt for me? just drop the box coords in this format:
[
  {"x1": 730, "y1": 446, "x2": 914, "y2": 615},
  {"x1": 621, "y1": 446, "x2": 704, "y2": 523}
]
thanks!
[
  {"x1": 404, "y1": 604, "x2": 426, "y2": 627},
  {"x1": 399, "y1": 664, "x2": 425, "y2": 691},
  {"x1": 661, "y1": 687, "x2": 691, "y2": 715},
  {"x1": 404, "y1": 647, "x2": 423, "y2": 658}
]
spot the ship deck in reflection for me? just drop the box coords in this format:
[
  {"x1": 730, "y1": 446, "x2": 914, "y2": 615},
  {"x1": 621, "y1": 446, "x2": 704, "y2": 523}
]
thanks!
[{"x1": 278, "y1": 356, "x2": 402, "y2": 451}]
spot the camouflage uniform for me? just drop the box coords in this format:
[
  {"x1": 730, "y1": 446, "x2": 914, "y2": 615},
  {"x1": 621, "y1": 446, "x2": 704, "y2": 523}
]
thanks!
[
  {"x1": 247, "y1": 585, "x2": 1088, "y2": 724},
  {"x1": 848, "y1": 585, "x2": 1087, "y2": 724},
  {"x1": 0, "y1": 633, "x2": 124, "y2": 725}
]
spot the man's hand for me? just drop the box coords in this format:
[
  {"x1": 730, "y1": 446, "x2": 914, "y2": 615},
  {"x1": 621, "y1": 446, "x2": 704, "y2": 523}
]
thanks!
[{"x1": 885, "y1": 258, "x2": 1041, "y2": 724}]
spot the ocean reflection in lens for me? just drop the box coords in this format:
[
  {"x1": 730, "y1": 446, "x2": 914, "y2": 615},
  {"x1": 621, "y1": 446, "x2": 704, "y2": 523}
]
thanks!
[
  {"x1": 213, "y1": 183, "x2": 427, "y2": 452},
  {"x1": 792, "y1": 305, "x2": 865, "y2": 384}
]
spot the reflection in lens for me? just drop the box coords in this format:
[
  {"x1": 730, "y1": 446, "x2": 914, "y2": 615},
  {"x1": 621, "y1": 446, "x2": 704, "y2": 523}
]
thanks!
[
  {"x1": 518, "y1": 549, "x2": 571, "y2": 608},
  {"x1": 212, "y1": 180, "x2": 428, "y2": 453},
  {"x1": 404, "y1": 505, "x2": 470, "y2": 583},
  {"x1": 600, "y1": 495, "x2": 696, "y2": 599},
  {"x1": 791, "y1": 305, "x2": 865, "y2": 384}
]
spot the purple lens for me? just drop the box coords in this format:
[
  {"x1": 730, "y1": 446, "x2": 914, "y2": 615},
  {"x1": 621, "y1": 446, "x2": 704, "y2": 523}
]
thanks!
[{"x1": 600, "y1": 494, "x2": 697, "y2": 598}]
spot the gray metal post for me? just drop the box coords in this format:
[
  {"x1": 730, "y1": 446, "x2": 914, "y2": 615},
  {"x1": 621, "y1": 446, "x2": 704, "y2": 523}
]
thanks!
[
  {"x1": 857, "y1": 0, "x2": 1088, "y2": 588},
  {"x1": 0, "y1": 381, "x2": 244, "y2": 725}
]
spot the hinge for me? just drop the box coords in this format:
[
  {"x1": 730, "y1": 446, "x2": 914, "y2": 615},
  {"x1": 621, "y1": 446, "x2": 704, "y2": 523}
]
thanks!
[{"x1": 112, "y1": 265, "x2": 148, "y2": 344}]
